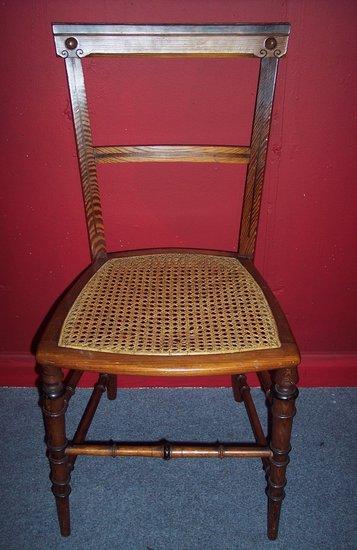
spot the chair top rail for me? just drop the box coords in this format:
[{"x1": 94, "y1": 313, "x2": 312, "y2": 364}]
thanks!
[
  {"x1": 53, "y1": 23, "x2": 291, "y2": 36},
  {"x1": 53, "y1": 23, "x2": 290, "y2": 59}
]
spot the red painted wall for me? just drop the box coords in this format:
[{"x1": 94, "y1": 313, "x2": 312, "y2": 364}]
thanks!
[{"x1": 1, "y1": 0, "x2": 356, "y2": 387}]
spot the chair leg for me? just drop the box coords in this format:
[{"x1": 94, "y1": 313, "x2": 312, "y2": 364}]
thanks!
[
  {"x1": 257, "y1": 370, "x2": 273, "y2": 403},
  {"x1": 232, "y1": 373, "x2": 270, "y2": 472},
  {"x1": 267, "y1": 366, "x2": 298, "y2": 540},
  {"x1": 41, "y1": 364, "x2": 71, "y2": 537},
  {"x1": 106, "y1": 374, "x2": 117, "y2": 400},
  {"x1": 231, "y1": 374, "x2": 243, "y2": 402}
]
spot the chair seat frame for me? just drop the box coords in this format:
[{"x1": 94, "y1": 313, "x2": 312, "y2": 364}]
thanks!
[{"x1": 37, "y1": 23, "x2": 300, "y2": 541}]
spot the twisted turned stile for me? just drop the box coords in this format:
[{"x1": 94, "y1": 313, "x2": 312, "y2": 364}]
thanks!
[
  {"x1": 238, "y1": 57, "x2": 279, "y2": 258},
  {"x1": 267, "y1": 367, "x2": 299, "y2": 540},
  {"x1": 65, "y1": 56, "x2": 106, "y2": 260},
  {"x1": 41, "y1": 365, "x2": 71, "y2": 537}
]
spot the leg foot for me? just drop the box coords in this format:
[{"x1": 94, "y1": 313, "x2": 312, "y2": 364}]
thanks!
[
  {"x1": 56, "y1": 497, "x2": 71, "y2": 537},
  {"x1": 267, "y1": 367, "x2": 298, "y2": 540},
  {"x1": 41, "y1": 365, "x2": 71, "y2": 536}
]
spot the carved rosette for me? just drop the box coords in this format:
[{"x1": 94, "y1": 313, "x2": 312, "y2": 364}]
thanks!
[
  {"x1": 257, "y1": 36, "x2": 285, "y2": 58},
  {"x1": 60, "y1": 36, "x2": 84, "y2": 58}
]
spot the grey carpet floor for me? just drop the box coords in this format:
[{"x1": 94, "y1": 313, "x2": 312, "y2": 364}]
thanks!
[{"x1": 0, "y1": 387, "x2": 356, "y2": 550}]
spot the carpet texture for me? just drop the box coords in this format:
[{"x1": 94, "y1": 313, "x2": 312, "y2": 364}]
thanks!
[{"x1": 0, "y1": 387, "x2": 355, "y2": 549}]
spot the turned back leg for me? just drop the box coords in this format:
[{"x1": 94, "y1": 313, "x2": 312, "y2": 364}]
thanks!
[
  {"x1": 106, "y1": 374, "x2": 117, "y2": 400},
  {"x1": 267, "y1": 366, "x2": 298, "y2": 540}
]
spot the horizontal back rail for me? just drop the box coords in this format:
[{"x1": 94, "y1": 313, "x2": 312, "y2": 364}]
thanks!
[
  {"x1": 93, "y1": 145, "x2": 251, "y2": 164},
  {"x1": 54, "y1": 23, "x2": 290, "y2": 59}
]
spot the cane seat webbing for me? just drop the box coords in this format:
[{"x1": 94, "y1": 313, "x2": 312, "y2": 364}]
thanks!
[{"x1": 59, "y1": 254, "x2": 281, "y2": 356}]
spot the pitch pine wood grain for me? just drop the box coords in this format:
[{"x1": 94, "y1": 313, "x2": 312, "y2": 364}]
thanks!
[
  {"x1": 65, "y1": 57, "x2": 106, "y2": 259},
  {"x1": 238, "y1": 57, "x2": 279, "y2": 257},
  {"x1": 93, "y1": 145, "x2": 251, "y2": 164}
]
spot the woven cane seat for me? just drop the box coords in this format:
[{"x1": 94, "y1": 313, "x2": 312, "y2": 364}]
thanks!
[
  {"x1": 59, "y1": 254, "x2": 280, "y2": 356},
  {"x1": 59, "y1": 254, "x2": 280, "y2": 355}
]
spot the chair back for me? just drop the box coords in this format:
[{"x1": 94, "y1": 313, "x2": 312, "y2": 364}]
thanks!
[{"x1": 53, "y1": 23, "x2": 290, "y2": 260}]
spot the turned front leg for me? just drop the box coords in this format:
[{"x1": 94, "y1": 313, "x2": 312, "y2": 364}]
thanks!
[
  {"x1": 41, "y1": 365, "x2": 71, "y2": 537},
  {"x1": 267, "y1": 367, "x2": 298, "y2": 540}
]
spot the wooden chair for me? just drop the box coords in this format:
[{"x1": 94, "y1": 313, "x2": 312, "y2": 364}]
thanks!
[{"x1": 37, "y1": 23, "x2": 300, "y2": 540}]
